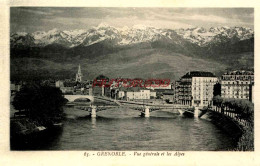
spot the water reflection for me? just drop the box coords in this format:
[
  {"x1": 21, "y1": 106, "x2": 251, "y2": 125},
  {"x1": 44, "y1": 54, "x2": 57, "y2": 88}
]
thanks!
[
  {"x1": 91, "y1": 118, "x2": 96, "y2": 129},
  {"x1": 143, "y1": 117, "x2": 150, "y2": 125}
]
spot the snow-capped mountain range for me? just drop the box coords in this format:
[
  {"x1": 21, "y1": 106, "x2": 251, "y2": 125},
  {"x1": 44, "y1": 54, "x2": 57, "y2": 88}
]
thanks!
[
  {"x1": 176, "y1": 26, "x2": 253, "y2": 46},
  {"x1": 11, "y1": 23, "x2": 254, "y2": 48}
]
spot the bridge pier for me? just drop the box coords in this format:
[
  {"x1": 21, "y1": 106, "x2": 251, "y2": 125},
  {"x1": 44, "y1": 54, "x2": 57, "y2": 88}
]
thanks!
[
  {"x1": 144, "y1": 106, "x2": 150, "y2": 118},
  {"x1": 178, "y1": 109, "x2": 184, "y2": 115},
  {"x1": 91, "y1": 106, "x2": 97, "y2": 118},
  {"x1": 194, "y1": 107, "x2": 199, "y2": 118}
]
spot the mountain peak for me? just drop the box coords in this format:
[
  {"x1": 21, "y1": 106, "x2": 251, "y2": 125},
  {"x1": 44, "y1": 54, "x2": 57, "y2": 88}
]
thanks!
[
  {"x1": 96, "y1": 22, "x2": 110, "y2": 29},
  {"x1": 47, "y1": 28, "x2": 61, "y2": 35},
  {"x1": 63, "y1": 29, "x2": 87, "y2": 36},
  {"x1": 120, "y1": 26, "x2": 130, "y2": 31},
  {"x1": 15, "y1": 32, "x2": 28, "y2": 36}
]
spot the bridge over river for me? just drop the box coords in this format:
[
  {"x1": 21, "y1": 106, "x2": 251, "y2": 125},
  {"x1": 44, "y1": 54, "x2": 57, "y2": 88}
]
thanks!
[
  {"x1": 65, "y1": 95, "x2": 197, "y2": 118},
  {"x1": 64, "y1": 95, "x2": 94, "y2": 102},
  {"x1": 86, "y1": 105, "x2": 197, "y2": 118}
]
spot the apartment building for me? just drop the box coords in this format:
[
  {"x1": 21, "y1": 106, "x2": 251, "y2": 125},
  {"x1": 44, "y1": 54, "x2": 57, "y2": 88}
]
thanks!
[
  {"x1": 221, "y1": 70, "x2": 254, "y2": 100},
  {"x1": 175, "y1": 71, "x2": 218, "y2": 106}
]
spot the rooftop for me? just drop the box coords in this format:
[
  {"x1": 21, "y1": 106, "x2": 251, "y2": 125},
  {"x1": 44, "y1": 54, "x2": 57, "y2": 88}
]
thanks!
[
  {"x1": 95, "y1": 74, "x2": 109, "y2": 81},
  {"x1": 118, "y1": 87, "x2": 150, "y2": 92},
  {"x1": 182, "y1": 71, "x2": 216, "y2": 78},
  {"x1": 223, "y1": 70, "x2": 254, "y2": 75}
]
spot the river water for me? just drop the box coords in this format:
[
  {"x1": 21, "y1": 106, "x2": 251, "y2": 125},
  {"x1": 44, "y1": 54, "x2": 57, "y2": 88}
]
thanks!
[{"x1": 33, "y1": 107, "x2": 237, "y2": 151}]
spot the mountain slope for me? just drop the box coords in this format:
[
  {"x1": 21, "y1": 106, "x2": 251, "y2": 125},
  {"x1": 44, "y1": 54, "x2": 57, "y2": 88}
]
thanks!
[{"x1": 11, "y1": 47, "x2": 227, "y2": 81}]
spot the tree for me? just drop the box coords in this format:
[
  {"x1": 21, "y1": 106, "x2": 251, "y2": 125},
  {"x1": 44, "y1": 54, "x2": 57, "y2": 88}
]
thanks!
[
  {"x1": 213, "y1": 83, "x2": 221, "y2": 96},
  {"x1": 213, "y1": 95, "x2": 254, "y2": 123},
  {"x1": 12, "y1": 83, "x2": 67, "y2": 126},
  {"x1": 213, "y1": 95, "x2": 223, "y2": 107}
]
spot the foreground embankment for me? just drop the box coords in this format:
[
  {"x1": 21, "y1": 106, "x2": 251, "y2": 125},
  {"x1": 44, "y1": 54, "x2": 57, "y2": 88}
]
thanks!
[
  {"x1": 10, "y1": 118, "x2": 63, "y2": 150},
  {"x1": 201, "y1": 109, "x2": 253, "y2": 151}
]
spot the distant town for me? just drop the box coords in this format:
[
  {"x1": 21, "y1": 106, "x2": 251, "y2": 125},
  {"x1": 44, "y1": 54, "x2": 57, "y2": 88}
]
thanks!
[{"x1": 11, "y1": 64, "x2": 254, "y2": 107}]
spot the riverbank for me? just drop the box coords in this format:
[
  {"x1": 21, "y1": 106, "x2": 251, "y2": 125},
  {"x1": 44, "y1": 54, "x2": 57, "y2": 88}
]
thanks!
[
  {"x1": 201, "y1": 109, "x2": 253, "y2": 151},
  {"x1": 11, "y1": 106, "x2": 90, "y2": 142},
  {"x1": 235, "y1": 125, "x2": 254, "y2": 151},
  {"x1": 10, "y1": 117, "x2": 64, "y2": 150}
]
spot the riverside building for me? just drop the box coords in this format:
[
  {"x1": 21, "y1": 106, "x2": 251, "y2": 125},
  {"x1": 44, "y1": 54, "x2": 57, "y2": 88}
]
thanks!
[
  {"x1": 221, "y1": 70, "x2": 254, "y2": 100},
  {"x1": 175, "y1": 71, "x2": 218, "y2": 107}
]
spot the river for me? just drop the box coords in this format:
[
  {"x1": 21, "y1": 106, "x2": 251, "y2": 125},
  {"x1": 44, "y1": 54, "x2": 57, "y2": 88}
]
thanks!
[{"x1": 24, "y1": 106, "x2": 236, "y2": 151}]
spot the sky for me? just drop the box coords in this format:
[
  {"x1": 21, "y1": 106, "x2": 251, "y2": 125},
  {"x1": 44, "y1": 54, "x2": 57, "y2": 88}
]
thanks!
[{"x1": 10, "y1": 8, "x2": 254, "y2": 33}]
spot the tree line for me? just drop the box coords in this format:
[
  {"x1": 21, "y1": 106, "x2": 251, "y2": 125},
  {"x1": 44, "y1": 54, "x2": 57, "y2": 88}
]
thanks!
[{"x1": 213, "y1": 95, "x2": 254, "y2": 123}]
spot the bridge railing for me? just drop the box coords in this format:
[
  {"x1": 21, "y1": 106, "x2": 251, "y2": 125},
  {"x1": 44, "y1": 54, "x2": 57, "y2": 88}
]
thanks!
[{"x1": 211, "y1": 106, "x2": 252, "y2": 127}]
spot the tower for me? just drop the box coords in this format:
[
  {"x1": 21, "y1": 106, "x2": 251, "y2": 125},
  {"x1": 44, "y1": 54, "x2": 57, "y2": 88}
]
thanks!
[{"x1": 76, "y1": 64, "x2": 82, "y2": 82}]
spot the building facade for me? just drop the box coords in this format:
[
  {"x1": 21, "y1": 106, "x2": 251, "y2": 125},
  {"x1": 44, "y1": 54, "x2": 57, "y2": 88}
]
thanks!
[
  {"x1": 150, "y1": 90, "x2": 157, "y2": 99},
  {"x1": 221, "y1": 70, "x2": 254, "y2": 100},
  {"x1": 175, "y1": 71, "x2": 218, "y2": 107},
  {"x1": 162, "y1": 92, "x2": 174, "y2": 103},
  {"x1": 113, "y1": 87, "x2": 156, "y2": 100},
  {"x1": 249, "y1": 82, "x2": 254, "y2": 103},
  {"x1": 91, "y1": 75, "x2": 110, "y2": 96},
  {"x1": 55, "y1": 80, "x2": 64, "y2": 88},
  {"x1": 126, "y1": 89, "x2": 151, "y2": 100},
  {"x1": 174, "y1": 81, "x2": 181, "y2": 104},
  {"x1": 117, "y1": 90, "x2": 125, "y2": 99}
]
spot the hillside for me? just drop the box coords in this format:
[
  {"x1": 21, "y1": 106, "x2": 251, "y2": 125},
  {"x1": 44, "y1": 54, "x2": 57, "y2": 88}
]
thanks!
[{"x1": 11, "y1": 46, "x2": 227, "y2": 81}]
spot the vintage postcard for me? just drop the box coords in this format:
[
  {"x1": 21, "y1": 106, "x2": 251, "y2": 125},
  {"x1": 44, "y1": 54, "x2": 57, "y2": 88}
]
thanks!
[{"x1": 1, "y1": 0, "x2": 260, "y2": 165}]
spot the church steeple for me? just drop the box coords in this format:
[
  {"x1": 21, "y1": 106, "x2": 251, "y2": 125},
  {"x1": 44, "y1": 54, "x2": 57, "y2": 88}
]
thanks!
[{"x1": 76, "y1": 64, "x2": 82, "y2": 82}]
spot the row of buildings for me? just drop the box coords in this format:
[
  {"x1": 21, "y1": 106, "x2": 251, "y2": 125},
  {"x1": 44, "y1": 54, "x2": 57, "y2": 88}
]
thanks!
[
  {"x1": 175, "y1": 70, "x2": 254, "y2": 107},
  {"x1": 84, "y1": 70, "x2": 254, "y2": 106},
  {"x1": 10, "y1": 64, "x2": 254, "y2": 107}
]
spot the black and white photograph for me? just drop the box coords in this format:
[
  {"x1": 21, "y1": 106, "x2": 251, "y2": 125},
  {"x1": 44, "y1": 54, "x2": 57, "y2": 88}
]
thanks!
[{"x1": 10, "y1": 7, "x2": 254, "y2": 151}]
